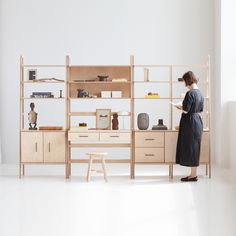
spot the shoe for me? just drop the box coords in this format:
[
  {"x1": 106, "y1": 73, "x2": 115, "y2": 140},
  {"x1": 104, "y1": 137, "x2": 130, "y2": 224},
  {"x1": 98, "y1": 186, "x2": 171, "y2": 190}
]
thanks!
[{"x1": 180, "y1": 176, "x2": 198, "y2": 182}]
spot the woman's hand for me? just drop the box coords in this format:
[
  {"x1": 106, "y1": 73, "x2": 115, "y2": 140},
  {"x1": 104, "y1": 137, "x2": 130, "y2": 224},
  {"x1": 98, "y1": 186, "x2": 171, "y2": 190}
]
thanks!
[{"x1": 175, "y1": 104, "x2": 183, "y2": 110}]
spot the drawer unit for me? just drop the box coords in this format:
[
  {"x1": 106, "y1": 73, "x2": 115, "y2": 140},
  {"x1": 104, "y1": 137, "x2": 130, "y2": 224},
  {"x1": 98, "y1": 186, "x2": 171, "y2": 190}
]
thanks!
[
  {"x1": 135, "y1": 148, "x2": 164, "y2": 163},
  {"x1": 100, "y1": 132, "x2": 131, "y2": 142},
  {"x1": 135, "y1": 132, "x2": 164, "y2": 147},
  {"x1": 68, "y1": 132, "x2": 99, "y2": 141}
]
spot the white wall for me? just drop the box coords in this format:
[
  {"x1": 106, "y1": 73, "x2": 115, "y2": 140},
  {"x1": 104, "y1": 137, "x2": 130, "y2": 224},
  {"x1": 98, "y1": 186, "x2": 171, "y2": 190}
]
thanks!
[
  {"x1": 221, "y1": 0, "x2": 236, "y2": 171},
  {"x1": 0, "y1": 0, "x2": 214, "y2": 163}
]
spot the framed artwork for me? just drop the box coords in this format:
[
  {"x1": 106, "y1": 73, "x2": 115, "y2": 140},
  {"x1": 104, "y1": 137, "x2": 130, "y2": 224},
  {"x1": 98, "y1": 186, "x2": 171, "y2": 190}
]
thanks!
[
  {"x1": 28, "y1": 69, "x2": 37, "y2": 80},
  {"x1": 96, "y1": 109, "x2": 111, "y2": 130}
]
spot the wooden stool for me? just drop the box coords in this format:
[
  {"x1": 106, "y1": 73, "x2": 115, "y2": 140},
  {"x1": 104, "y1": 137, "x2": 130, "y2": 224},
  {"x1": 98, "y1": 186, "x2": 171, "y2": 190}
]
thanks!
[{"x1": 86, "y1": 152, "x2": 108, "y2": 182}]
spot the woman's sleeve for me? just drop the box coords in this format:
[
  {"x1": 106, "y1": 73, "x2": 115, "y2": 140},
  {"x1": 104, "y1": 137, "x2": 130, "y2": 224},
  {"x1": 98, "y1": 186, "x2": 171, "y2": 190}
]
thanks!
[{"x1": 182, "y1": 92, "x2": 193, "y2": 112}]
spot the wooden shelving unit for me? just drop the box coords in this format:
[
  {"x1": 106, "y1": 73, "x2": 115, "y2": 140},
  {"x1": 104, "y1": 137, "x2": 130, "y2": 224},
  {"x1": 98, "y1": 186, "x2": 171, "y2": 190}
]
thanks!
[
  {"x1": 19, "y1": 55, "x2": 211, "y2": 179},
  {"x1": 19, "y1": 56, "x2": 68, "y2": 177}
]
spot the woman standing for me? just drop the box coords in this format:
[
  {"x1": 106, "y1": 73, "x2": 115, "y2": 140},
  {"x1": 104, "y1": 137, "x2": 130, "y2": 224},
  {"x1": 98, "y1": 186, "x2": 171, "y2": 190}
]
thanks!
[{"x1": 175, "y1": 71, "x2": 204, "y2": 182}]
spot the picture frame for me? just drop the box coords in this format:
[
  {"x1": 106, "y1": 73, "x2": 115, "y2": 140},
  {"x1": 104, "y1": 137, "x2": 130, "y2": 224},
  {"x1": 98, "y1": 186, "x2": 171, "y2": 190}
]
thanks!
[
  {"x1": 28, "y1": 69, "x2": 37, "y2": 80},
  {"x1": 96, "y1": 109, "x2": 111, "y2": 130}
]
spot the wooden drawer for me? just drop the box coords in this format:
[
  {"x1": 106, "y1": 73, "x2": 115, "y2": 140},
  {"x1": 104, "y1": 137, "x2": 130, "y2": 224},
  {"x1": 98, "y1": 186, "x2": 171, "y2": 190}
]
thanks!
[
  {"x1": 100, "y1": 132, "x2": 131, "y2": 142},
  {"x1": 135, "y1": 132, "x2": 164, "y2": 147},
  {"x1": 68, "y1": 132, "x2": 99, "y2": 141},
  {"x1": 135, "y1": 148, "x2": 164, "y2": 163}
]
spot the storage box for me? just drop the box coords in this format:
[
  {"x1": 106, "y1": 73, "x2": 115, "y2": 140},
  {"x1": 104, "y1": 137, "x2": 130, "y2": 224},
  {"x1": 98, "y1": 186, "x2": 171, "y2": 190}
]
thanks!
[
  {"x1": 112, "y1": 91, "x2": 122, "y2": 98},
  {"x1": 101, "y1": 91, "x2": 111, "y2": 98}
]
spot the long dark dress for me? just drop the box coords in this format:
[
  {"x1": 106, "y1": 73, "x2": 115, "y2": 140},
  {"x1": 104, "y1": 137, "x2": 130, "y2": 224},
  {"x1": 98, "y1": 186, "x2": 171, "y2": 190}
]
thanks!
[{"x1": 176, "y1": 89, "x2": 204, "y2": 167}]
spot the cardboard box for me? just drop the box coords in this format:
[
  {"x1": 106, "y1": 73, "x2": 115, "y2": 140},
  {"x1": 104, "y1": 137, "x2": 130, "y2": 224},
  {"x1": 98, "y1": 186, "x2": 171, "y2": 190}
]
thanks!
[
  {"x1": 112, "y1": 91, "x2": 122, "y2": 98},
  {"x1": 101, "y1": 91, "x2": 111, "y2": 98}
]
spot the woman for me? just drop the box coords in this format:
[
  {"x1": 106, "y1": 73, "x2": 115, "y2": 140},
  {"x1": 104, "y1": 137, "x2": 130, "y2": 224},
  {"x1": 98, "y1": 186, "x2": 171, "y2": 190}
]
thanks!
[{"x1": 175, "y1": 71, "x2": 204, "y2": 182}]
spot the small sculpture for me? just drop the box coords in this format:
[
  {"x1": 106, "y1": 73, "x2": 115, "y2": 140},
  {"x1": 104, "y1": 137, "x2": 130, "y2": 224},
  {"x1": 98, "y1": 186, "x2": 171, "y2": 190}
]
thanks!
[
  {"x1": 77, "y1": 89, "x2": 89, "y2": 98},
  {"x1": 152, "y1": 119, "x2": 167, "y2": 130},
  {"x1": 28, "y1": 102, "x2": 38, "y2": 130},
  {"x1": 112, "y1": 113, "x2": 119, "y2": 130}
]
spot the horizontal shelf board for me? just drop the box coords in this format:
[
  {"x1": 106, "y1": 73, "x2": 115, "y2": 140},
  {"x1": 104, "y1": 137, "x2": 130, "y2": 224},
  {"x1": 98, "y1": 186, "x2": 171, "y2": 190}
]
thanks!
[
  {"x1": 134, "y1": 97, "x2": 170, "y2": 99},
  {"x1": 21, "y1": 129, "x2": 67, "y2": 132},
  {"x1": 133, "y1": 81, "x2": 170, "y2": 83},
  {"x1": 69, "y1": 97, "x2": 130, "y2": 100},
  {"x1": 69, "y1": 65, "x2": 131, "y2": 68},
  {"x1": 69, "y1": 81, "x2": 130, "y2": 84},
  {"x1": 20, "y1": 162, "x2": 66, "y2": 164},
  {"x1": 69, "y1": 112, "x2": 131, "y2": 116},
  {"x1": 69, "y1": 144, "x2": 131, "y2": 148},
  {"x1": 23, "y1": 97, "x2": 66, "y2": 99},
  {"x1": 134, "y1": 64, "x2": 207, "y2": 68},
  {"x1": 23, "y1": 81, "x2": 66, "y2": 84},
  {"x1": 24, "y1": 65, "x2": 66, "y2": 68},
  {"x1": 69, "y1": 159, "x2": 130, "y2": 163},
  {"x1": 68, "y1": 129, "x2": 131, "y2": 132}
]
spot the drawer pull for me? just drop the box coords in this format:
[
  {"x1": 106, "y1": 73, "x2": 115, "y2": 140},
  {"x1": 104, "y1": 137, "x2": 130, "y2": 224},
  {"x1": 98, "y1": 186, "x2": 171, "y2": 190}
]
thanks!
[
  {"x1": 79, "y1": 135, "x2": 89, "y2": 137},
  {"x1": 145, "y1": 154, "x2": 154, "y2": 157},
  {"x1": 35, "y1": 143, "x2": 37, "y2": 152},
  {"x1": 48, "y1": 142, "x2": 51, "y2": 152},
  {"x1": 110, "y1": 135, "x2": 120, "y2": 138},
  {"x1": 145, "y1": 138, "x2": 155, "y2": 141}
]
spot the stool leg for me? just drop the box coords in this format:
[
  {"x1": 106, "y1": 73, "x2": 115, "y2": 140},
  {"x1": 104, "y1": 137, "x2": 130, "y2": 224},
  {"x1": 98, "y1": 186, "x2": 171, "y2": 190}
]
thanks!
[
  {"x1": 101, "y1": 157, "x2": 108, "y2": 182},
  {"x1": 87, "y1": 156, "x2": 93, "y2": 182}
]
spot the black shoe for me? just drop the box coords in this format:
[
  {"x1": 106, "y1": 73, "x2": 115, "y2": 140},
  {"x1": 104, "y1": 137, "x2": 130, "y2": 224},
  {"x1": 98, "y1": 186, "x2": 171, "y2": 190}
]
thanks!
[{"x1": 180, "y1": 176, "x2": 198, "y2": 182}]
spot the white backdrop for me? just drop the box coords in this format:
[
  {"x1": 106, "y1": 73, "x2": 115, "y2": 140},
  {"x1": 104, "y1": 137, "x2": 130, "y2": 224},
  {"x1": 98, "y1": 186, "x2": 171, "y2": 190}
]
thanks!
[{"x1": 0, "y1": 0, "x2": 214, "y2": 163}]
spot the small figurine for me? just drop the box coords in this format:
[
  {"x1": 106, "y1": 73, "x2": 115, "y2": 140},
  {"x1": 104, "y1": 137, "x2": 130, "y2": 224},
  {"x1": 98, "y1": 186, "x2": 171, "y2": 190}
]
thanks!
[
  {"x1": 112, "y1": 113, "x2": 119, "y2": 130},
  {"x1": 28, "y1": 102, "x2": 38, "y2": 130}
]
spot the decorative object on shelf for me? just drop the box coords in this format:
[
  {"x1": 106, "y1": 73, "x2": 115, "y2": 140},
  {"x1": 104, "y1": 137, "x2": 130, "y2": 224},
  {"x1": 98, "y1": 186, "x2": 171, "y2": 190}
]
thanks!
[
  {"x1": 28, "y1": 102, "x2": 38, "y2": 130},
  {"x1": 112, "y1": 91, "x2": 122, "y2": 98},
  {"x1": 77, "y1": 89, "x2": 89, "y2": 98},
  {"x1": 39, "y1": 126, "x2": 63, "y2": 130},
  {"x1": 144, "y1": 68, "x2": 149, "y2": 82},
  {"x1": 79, "y1": 122, "x2": 88, "y2": 127},
  {"x1": 111, "y1": 78, "x2": 128, "y2": 82},
  {"x1": 118, "y1": 110, "x2": 129, "y2": 129},
  {"x1": 178, "y1": 77, "x2": 184, "y2": 82},
  {"x1": 96, "y1": 109, "x2": 111, "y2": 130},
  {"x1": 152, "y1": 119, "x2": 168, "y2": 130},
  {"x1": 144, "y1": 92, "x2": 160, "y2": 98},
  {"x1": 30, "y1": 92, "x2": 54, "y2": 98},
  {"x1": 59, "y1": 90, "x2": 63, "y2": 98},
  {"x1": 101, "y1": 91, "x2": 111, "y2": 98},
  {"x1": 97, "y1": 74, "x2": 109, "y2": 81},
  {"x1": 28, "y1": 69, "x2": 37, "y2": 80},
  {"x1": 112, "y1": 113, "x2": 119, "y2": 130},
  {"x1": 137, "y1": 113, "x2": 149, "y2": 130}
]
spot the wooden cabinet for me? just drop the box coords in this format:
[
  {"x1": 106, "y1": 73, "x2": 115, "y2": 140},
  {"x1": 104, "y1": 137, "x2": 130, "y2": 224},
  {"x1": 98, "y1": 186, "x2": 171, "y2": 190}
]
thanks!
[
  {"x1": 164, "y1": 131, "x2": 210, "y2": 163},
  {"x1": 21, "y1": 131, "x2": 66, "y2": 163}
]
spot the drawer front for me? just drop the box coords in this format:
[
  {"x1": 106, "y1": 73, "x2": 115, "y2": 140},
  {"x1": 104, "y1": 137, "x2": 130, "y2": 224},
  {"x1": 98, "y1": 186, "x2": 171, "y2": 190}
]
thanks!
[
  {"x1": 68, "y1": 132, "x2": 99, "y2": 141},
  {"x1": 135, "y1": 148, "x2": 164, "y2": 163},
  {"x1": 135, "y1": 132, "x2": 164, "y2": 147},
  {"x1": 100, "y1": 132, "x2": 131, "y2": 142}
]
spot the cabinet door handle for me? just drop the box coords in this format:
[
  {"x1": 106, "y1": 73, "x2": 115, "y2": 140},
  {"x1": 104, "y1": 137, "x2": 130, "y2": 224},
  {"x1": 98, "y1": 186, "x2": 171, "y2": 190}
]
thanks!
[
  {"x1": 79, "y1": 135, "x2": 89, "y2": 137},
  {"x1": 145, "y1": 154, "x2": 154, "y2": 157},
  {"x1": 48, "y1": 142, "x2": 51, "y2": 152},
  {"x1": 110, "y1": 135, "x2": 119, "y2": 138},
  {"x1": 145, "y1": 138, "x2": 155, "y2": 141},
  {"x1": 35, "y1": 143, "x2": 37, "y2": 152}
]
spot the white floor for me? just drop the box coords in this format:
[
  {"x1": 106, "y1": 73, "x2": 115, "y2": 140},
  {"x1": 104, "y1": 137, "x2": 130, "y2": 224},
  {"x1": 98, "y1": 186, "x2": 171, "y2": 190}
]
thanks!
[{"x1": 0, "y1": 164, "x2": 236, "y2": 236}]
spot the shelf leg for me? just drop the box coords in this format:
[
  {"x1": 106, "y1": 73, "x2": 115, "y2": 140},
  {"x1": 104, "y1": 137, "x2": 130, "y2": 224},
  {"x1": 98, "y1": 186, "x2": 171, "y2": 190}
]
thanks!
[
  {"x1": 19, "y1": 163, "x2": 22, "y2": 178},
  {"x1": 22, "y1": 164, "x2": 25, "y2": 176},
  {"x1": 206, "y1": 164, "x2": 208, "y2": 176}
]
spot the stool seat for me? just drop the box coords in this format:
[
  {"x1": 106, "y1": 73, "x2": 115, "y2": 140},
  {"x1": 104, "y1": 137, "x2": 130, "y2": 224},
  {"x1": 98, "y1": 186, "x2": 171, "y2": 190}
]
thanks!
[{"x1": 86, "y1": 152, "x2": 108, "y2": 182}]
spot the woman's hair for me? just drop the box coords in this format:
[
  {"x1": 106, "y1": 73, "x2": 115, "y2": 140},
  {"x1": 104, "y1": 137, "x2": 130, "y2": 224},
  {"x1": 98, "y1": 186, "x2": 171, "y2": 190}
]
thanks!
[{"x1": 182, "y1": 71, "x2": 198, "y2": 86}]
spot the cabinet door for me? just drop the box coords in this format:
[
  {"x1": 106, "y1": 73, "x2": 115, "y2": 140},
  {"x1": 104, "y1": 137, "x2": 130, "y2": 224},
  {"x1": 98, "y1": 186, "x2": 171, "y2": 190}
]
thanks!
[
  {"x1": 43, "y1": 132, "x2": 65, "y2": 163},
  {"x1": 21, "y1": 132, "x2": 43, "y2": 162},
  {"x1": 164, "y1": 132, "x2": 178, "y2": 163},
  {"x1": 200, "y1": 132, "x2": 210, "y2": 163}
]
